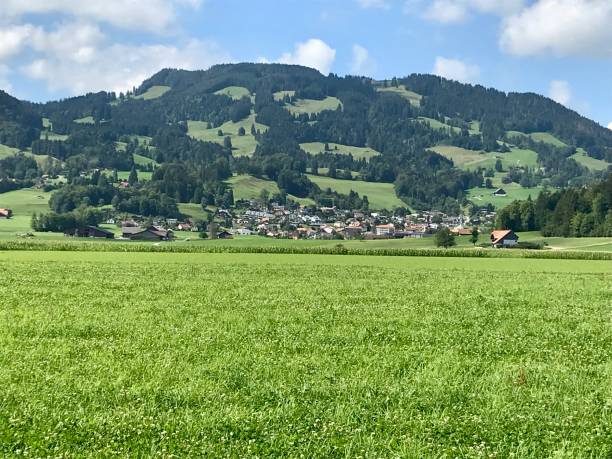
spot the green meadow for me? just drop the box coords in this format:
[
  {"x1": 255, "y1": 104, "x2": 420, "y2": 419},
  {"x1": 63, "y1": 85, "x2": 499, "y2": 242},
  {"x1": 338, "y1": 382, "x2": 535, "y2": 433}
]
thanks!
[
  {"x1": 214, "y1": 86, "x2": 251, "y2": 100},
  {"x1": 306, "y1": 174, "x2": 405, "y2": 209},
  {"x1": 506, "y1": 131, "x2": 567, "y2": 147},
  {"x1": 285, "y1": 97, "x2": 342, "y2": 115},
  {"x1": 0, "y1": 250, "x2": 611, "y2": 457},
  {"x1": 431, "y1": 145, "x2": 538, "y2": 170},
  {"x1": 188, "y1": 114, "x2": 268, "y2": 157},
  {"x1": 300, "y1": 142, "x2": 381, "y2": 161},
  {"x1": 376, "y1": 85, "x2": 423, "y2": 107},
  {"x1": 134, "y1": 85, "x2": 171, "y2": 100}
]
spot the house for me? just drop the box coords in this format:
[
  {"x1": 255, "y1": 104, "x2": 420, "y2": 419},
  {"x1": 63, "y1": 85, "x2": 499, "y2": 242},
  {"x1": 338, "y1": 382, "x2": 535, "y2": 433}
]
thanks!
[
  {"x1": 217, "y1": 230, "x2": 233, "y2": 239},
  {"x1": 451, "y1": 227, "x2": 474, "y2": 236},
  {"x1": 64, "y1": 226, "x2": 115, "y2": 239},
  {"x1": 0, "y1": 208, "x2": 12, "y2": 218},
  {"x1": 375, "y1": 223, "x2": 395, "y2": 237},
  {"x1": 490, "y1": 229, "x2": 519, "y2": 248},
  {"x1": 234, "y1": 228, "x2": 253, "y2": 236},
  {"x1": 492, "y1": 188, "x2": 507, "y2": 197},
  {"x1": 122, "y1": 226, "x2": 173, "y2": 241}
]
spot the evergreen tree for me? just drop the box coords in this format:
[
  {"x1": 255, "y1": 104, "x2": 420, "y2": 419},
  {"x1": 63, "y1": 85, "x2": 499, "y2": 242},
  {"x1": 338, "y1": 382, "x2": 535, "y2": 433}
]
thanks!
[{"x1": 128, "y1": 166, "x2": 138, "y2": 186}]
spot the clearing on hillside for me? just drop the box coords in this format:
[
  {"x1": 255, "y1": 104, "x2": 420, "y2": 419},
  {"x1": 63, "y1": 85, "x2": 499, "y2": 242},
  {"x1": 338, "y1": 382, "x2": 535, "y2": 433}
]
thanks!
[
  {"x1": 570, "y1": 149, "x2": 610, "y2": 171},
  {"x1": 376, "y1": 85, "x2": 422, "y2": 107},
  {"x1": 300, "y1": 142, "x2": 381, "y2": 161},
  {"x1": 506, "y1": 131, "x2": 567, "y2": 147},
  {"x1": 0, "y1": 144, "x2": 20, "y2": 159},
  {"x1": 273, "y1": 90, "x2": 296, "y2": 101},
  {"x1": 73, "y1": 116, "x2": 95, "y2": 125},
  {"x1": 431, "y1": 146, "x2": 538, "y2": 170},
  {"x1": 214, "y1": 86, "x2": 251, "y2": 100},
  {"x1": 135, "y1": 85, "x2": 171, "y2": 100},
  {"x1": 307, "y1": 174, "x2": 405, "y2": 209},
  {"x1": 187, "y1": 114, "x2": 268, "y2": 157},
  {"x1": 418, "y1": 117, "x2": 461, "y2": 134},
  {"x1": 285, "y1": 97, "x2": 342, "y2": 115}
]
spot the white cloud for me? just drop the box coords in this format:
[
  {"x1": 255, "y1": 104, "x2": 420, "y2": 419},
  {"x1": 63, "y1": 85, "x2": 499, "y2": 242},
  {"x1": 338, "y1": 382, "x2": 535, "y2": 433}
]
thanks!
[
  {"x1": 0, "y1": 25, "x2": 36, "y2": 60},
  {"x1": 406, "y1": 0, "x2": 525, "y2": 23},
  {"x1": 607, "y1": 122, "x2": 612, "y2": 130},
  {"x1": 350, "y1": 44, "x2": 376, "y2": 75},
  {"x1": 500, "y1": 0, "x2": 612, "y2": 57},
  {"x1": 549, "y1": 80, "x2": 572, "y2": 106},
  {"x1": 356, "y1": 0, "x2": 389, "y2": 9},
  {"x1": 433, "y1": 56, "x2": 480, "y2": 83},
  {"x1": 16, "y1": 22, "x2": 228, "y2": 95},
  {"x1": 0, "y1": 0, "x2": 202, "y2": 33},
  {"x1": 279, "y1": 39, "x2": 336, "y2": 75}
]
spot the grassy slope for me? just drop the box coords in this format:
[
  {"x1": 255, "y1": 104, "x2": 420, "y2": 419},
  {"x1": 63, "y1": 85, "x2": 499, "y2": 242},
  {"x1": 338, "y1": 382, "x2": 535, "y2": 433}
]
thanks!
[
  {"x1": 307, "y1": 174, "x2": 405, "y2": 209},
  {"x1": 418, "y1": 117, "x2": 461, "y2": 134},
  {"x1": 73, "y1": 116, "x2": 95, "y2": 125},
  {"x1": 376, "y1": 85, "x2": 422, "y2": 107},
  {"x1": 571, "y1": 149, "x2": 610, "y2": 171},
  {"x1": 506, "y1": 131, "x2": 567, "y2": 147},
  {"x1": 133, "y1": 154, "x2": 159, "y2": 167},
  {"x1": 0, "y1": 251, "x2": 610, "y2": 456},
  {"x1": 0, "y1": 144, "x2": 20, "y2": 159},
  {"x1": 214, "y1": 86, "x2": 251, "y2": 100},
  {"x1": 300, "y1": 142, "x2": 381, "y2": 161},
  {"x1": 431, "y1": 146, "x2": 539, "y2": 170},
  {"x1": 273, "y1": 90, "x2": 296, "y2": 101},
  {"x1": 188, "y1": 114, "x2": 268, "y2": 157},
  {"x1": 285, "y1": 97, "x2": 342, "y2": 115},
  {"x1": 135, "y1": 85, "x2": 171, "y2": 100}
]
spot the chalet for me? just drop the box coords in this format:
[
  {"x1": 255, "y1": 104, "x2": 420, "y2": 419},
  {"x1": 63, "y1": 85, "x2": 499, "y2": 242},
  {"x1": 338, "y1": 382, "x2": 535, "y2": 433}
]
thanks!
[
  {"x1": 0, "y1": 208, "x2": 12, "y2": 218},
  {"x1": 217, "y1": 230, "x2": 233, "y2": 239},
  {"x1": 375, "y1": 223, "x2": 395, "y2": 237},
  {"x1": 64, "y1": 226, "x2": 115, "y2": 239},
  {"x1": 492, "y1": 188, "x2": 507, "y2": 197},
  {"x1": 490, "y1": 229, "x2": 519, "y2": 248},
  {"x1": 451, "y1": 227, "x2": 474, "y2": 236},
  {"x1": 122, "y1": 226, "x2": 173, "y2": 241}
]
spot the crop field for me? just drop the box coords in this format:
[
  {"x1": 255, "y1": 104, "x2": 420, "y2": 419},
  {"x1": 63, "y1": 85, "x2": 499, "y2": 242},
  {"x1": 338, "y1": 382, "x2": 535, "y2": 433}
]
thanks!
[
  {"x1": 0, "y1": 250, "x2": 610, "y2": 457},
  {"x1": 188, "y1": 114, "x2": 268, "y2": 157},
  {"x1": 307, "y1": 174, "x2": 406, "y2": 209},
  {"x1": 300, "y1": 142, "x2": 381, "y2": 161},
  {"x1": 285, "y1": 97, "x2": 342, "y2": 115},
  {"x1": 376, "y1": 85, "x2": 422, "y2": 107},
  {"x1": 134, "y1": 85, "x2": 171, "y2": 100}
]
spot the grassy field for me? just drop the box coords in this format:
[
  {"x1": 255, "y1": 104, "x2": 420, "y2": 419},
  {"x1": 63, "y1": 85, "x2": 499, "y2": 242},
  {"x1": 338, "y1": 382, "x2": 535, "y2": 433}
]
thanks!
[
  {"x1": 307, "y1": 174, "x2": 405, "y2": 209},
  {"x1": 214, "y1": 86, "x2": 251, "y2": 100},
  {"x1": 571, "y1": 149, "x2": 610, "y2": 171},
  {"x1": 73, "y1": 115, "x2": 95, "y2": 125},
  {"x1": 133, "y1": 153, "x2": 159, "y2": 167},
  {"x1": 135, "y1": 85, "x2": 171, "y2": 100},
  {"x1": 418, "y1": 117, "x2": 461, "y2": 134},
  {"x1": 431, "y1": 146, "x2": 538, "y2": 171},
  {"x1": 300, "y1": 142, "x2": 381, "y2": 161},
  {"x1": 285, "y1": 97, "x2": 342, "y2": 115},
  {"x1": 0, "y1": 143, "x2": 20, "y2": 159},
  {"x1": 0, "y1": 250, "x2": 611, "y2": 456},
  {"x1": 506, "y1": 131, "x2": 567, "y2": 147},
  {"x1": 273, "y1": 90, "x2": 296, "y2": 101},
  {"x1": 0, "y1": 188, "x2": 53, "y2": 238},
  {"x1": 376, "y1": 85, "x2": 422, "y2": 107},
  {"x1": 188, "y1": 114, "x2": 268, "y2": 157}
]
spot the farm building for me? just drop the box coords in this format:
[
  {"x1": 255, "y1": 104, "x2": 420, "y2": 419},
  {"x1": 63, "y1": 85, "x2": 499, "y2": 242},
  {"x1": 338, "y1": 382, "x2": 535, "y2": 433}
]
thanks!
[
  {"x1": 490, "y1": 230, "x2": 519, "y2": 248},
  {"x1": 451, "y1": 227, "x2": 474, "y2": 236},
  {"x1": 0, "y1": 208, "x2": 13, "y2": 218},
  {"x1": 64, "y1": 226, "x2": 115, "y2": 239},
  {"x1": 492, "y1": 188, "x2": 507, "y2": 197},
  {"x1": 122, "y1": 226, "x2": 174, "y2": 241}
]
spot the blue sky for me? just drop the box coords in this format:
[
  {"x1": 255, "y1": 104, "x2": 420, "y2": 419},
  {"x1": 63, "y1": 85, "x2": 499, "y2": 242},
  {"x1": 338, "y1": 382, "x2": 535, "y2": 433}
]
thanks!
[{"x1": 0, "y1": 0, "x2": 610, "y2": 128}]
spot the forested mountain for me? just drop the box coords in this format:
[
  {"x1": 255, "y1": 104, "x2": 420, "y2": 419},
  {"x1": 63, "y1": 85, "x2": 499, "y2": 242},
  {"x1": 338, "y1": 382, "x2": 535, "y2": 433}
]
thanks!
[{"x1": 0, "y1": 63, "x2": 610, "y2": 216}]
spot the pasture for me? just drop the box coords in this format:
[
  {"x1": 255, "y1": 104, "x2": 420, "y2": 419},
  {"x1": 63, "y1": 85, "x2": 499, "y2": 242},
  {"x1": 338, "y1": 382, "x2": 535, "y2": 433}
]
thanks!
[
  {"x1": 307, "y1": 174, "x2": 406, "y2": 209},
  {"x1": 300, "y1": 142, "x2": 381, "y2": 161},
  {"x1": 134, "y1": 85, "x2": 171, "y2": 100},
  {"x1": 187, "y1": 114, "x2": 268, "y2": 157},
  {"x1": 0, "y1": 250, "x2": 611, "y2": 457},
  {"x1": 214, "y1": 86, "x2": 251, "y2": 100},
  {"x1": 284, "y1": 97, "x2": 342, "y2": 115},
  {"x1": 571, "y1": 150, "x2": 610, "y2": 171},
  {"x1": 431, "y1": 146, "x2": 538, "y2": 171},
  {"x1": 376, "y1": 85, "x2": 422, "y2": 107},
  {"x1": 506, "y1": 131, "x2": 567, "y2": 147}
]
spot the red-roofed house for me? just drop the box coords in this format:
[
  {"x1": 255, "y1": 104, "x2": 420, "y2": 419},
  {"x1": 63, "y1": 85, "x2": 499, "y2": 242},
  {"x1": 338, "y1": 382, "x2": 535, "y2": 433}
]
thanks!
[{"x1": 490, "y1": 230, "x2": 518, "y2": 248}]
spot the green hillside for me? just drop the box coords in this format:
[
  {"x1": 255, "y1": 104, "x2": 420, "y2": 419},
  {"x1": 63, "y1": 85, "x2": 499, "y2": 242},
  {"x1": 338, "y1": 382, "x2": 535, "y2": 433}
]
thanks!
[
  {"x1": 285, "y1": 97, "x2": 342, "y2": 115},
  {"x1": 571, "y1": 149, "x2": 610, "y2": 171},
  {"x1": 135, "y1": 85, "x2": 171, "y2": 100},
  {"x1": 307, "y1": 175, "x2": 405, "y2": 209},
  {"x1": 300, "y1": 142, "x2": 380, "y2": 161},
  {"x1": 377, "y1": 85, "x2": 422, "y2": 107},
  {"x1": 506, "y1": 131, "x2": 567, "y2": 147},
  {"x1": 431, "y1": 146, "x2": 538, "y2": 170},
  {"x1": 214, "y1": 86, "x2": 251, "y2": 100},
  {"x1": 188, "y1": 114, "x2": 268, "y2": 157}
]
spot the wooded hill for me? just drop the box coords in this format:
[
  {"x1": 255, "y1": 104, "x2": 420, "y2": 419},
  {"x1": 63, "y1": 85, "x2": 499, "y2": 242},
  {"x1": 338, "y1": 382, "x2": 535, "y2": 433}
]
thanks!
[{"x1": 0, "y1": 63, "x2": 610, "y2": 214}]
